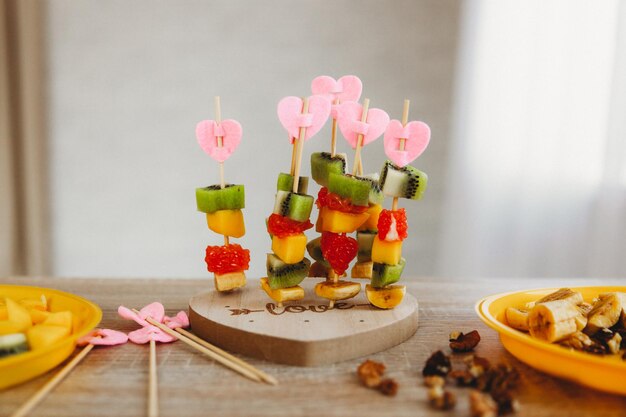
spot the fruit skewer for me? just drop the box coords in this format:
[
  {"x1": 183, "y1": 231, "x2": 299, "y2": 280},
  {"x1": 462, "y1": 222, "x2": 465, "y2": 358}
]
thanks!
[
  {"x1": 367, "y1": 99, "x2": 430, "y2": 309},
  {"x1": 264, "y1": 96, "x2": 330, "y2": 307},
  {"x1": 195, "y1": 98, "x2": 250, "y2": 292},
  {"x1": 314, "y1": 99, "x2": 389, "y2": 307}
]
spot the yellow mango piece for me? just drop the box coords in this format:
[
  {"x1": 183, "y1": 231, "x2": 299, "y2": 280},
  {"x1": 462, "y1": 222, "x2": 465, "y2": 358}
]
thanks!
[
  {"x1": 27, "y1": 324, "x2": 70, "y2": 350},
  {"x1": 43, "y1": 311, "x2": 73, "y2": 331},
  {"x1": 371, "y1": 237, "x2": 402, "y2": 265},
  {"x1": 19, "y1": 295, "x2": 47, "y2": 311},
  {"x1": 0, "y1": 302, "x2": 6, "y2": 320},
  {"x1": 214, "y1": 271, "x2": 246, "y2": 292},
  {"x1": 319, "y1": 207, "x2": 369, "y2": 233},
  {"x1": 0, "y1": 298, "x2": 32, "y2": 335},
  {"x1": 260, "y1": 278, "x2": 304, "y2": 304},
  {"x1": 206, "y1": 209, "x2": 245, "y2": 238},
  {"x1": 366, "y1": 284, "x2": 406, "y2": 309},
  {"x1": 271, "y1": 233, "x2": 307, "y2": 264},
  {"x1": 315, "y1": 280, "x2": 361, "y2": 300},
  {"x1": 357, "y1": 204, "x2": 382, "y2": 232},
  {"x1": 29, "y1": 309, "x2": 51, "y2": 325}
]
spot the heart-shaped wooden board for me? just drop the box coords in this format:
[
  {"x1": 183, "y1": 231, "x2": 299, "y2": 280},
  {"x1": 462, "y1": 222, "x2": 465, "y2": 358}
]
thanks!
[{"x1": 189, "y1": 278, "x2": 418, "y2": 366}]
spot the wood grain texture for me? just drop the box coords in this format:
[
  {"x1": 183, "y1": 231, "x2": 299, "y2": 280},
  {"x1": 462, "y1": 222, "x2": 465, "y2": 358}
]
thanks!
[
  {"x1": 1, "y1": 276, "x2": 625, "y2": 417},
  {"x1": 189, "y1": 279, "x2": 418, "y2": 366}
]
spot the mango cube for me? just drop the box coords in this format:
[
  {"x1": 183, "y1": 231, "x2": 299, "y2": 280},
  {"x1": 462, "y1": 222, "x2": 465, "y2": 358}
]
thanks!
[
  {"x1": 318, "y1": 207, "x2": 369, "y2": 233},
  {"x1": 357, "y1": 204, "x2": 382, "y2": 232},
  {"x1": 371, "y1": 237, "x2": 402, "y2": 265},
  {"x1": 43, "y1": 311, "x2": 73, "y2": 331},
  {"x1": 271, "y1": 233, "x2": 307, "y2": 264},
  {"x1": 27, "y1": 324, "x2": 70, "y2": 350},
  {"x1": 0, "y1": 298, "x2": 32, "y2": 335},
  {"x1": 206, "y1": 209, "x2": 245, "y2": 238},
  {"x1": 214, "y1": 271, "x2": 246, "y2": 292}
]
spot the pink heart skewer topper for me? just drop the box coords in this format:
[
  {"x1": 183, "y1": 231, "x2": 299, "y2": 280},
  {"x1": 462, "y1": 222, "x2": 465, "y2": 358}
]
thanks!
[
  {"x1": 195, "y1": 119, "x2": 242, "y2": 163},
  {"x1": 118, "y1": 302, "x2": 189, "y2": 344},
  {"x1": 77, "y1": 328, "x2": 129, "y2": 347},
  {"x1": 336, "y1": 101, "x2": 390, "y2": 149},
  {"x1": 383, "y1": 119, "x2": 431, "y2": 167},
  {"x1": 277, "y1": 95, "x2": 331, "y2": 143},
  {"x1": 311, "y1": 75, "x2": 363, "y2": 118}
]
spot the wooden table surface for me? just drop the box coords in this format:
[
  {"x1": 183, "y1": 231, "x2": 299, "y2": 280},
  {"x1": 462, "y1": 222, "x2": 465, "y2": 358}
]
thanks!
[{"x1": 1, "y1": 276, "x2": 625, "y2": 417}]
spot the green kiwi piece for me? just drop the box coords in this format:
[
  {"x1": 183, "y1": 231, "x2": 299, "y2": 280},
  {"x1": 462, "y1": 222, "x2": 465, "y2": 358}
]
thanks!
[
  {"x1": 0, "y1": 333, "x2": 29, "y2": 358},
  {"x1": 327, "y1": 173, "x2": 371, "y2": 207},
  {"x1": 357, "y1": 231, "x2": 377, "y2": 262},
  {"x1": 371, "y1": 258, "x2": 406, "y2": 288},
  {"x1": 363, "y1": 173, "x2": 384, "y2": 205},
  {"x1": 276, "y1": 173, "x2": 309, "y2": 194},
  {"x1": 272, "y1": 191, "x2": 314, "y2": 222},
  {"x1": 266, "y1": 253, "x2": 311, "y2": 289},
  {"x1": 379, "y1": 160, "x2": 427, "y2": 200},
  {"x1": 196, "y1": 184, "x2": 245, "y2": 213},
  {"x1": 310, "y1": 152, "x2": 348, "y2": 187},
  {"x1": 306, "y1": 237, "x2": 330, "y2": 268}
]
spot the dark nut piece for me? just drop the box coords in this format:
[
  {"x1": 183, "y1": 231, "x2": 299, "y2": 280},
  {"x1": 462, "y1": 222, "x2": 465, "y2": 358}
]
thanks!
[
  {"x1": 428, "y1": 385, "x2": 456, "y2": 410},
  {"x1": 449, "y1": 369, "x2": 475, "y2": 386},
  {"x1": 470, "y1": 390, "x2": 498, "y2": 417},
  {"x1": 449, "y1": 330, "x2": 481, "y2": 352},
  {"x1": 464, "y1": 355, "x2": 491, "y2": 378},
  {"x1": 423, "y1": 375, "x2": 446, "y2": 388},
  {"x1": 357, "y1": 359, "x2": 385, "y2": 388},
  {"x1": 422, "y1": 350, "x2": 451, "y2": 377},
  {"x1": 377, "y1": 378, "x2": 398, "y2": 396}
]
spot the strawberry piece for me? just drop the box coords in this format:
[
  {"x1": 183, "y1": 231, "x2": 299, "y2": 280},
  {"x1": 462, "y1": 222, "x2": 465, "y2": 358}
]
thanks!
[
  {"x1": 377, "y1": 209, "x2": 408, "y2": 241},
  {"x1": 320, "y1": 232, "x2": 358, "y2": 275},
  {"x1": 316, "y1": 187, "x2": 368, "y2": 214},
  {"x1": 267, "y1": 213, "x2": 313, "y2": 238},
  {"x1": 205, "y1": 244, "x2": 250, "y2": 274}
]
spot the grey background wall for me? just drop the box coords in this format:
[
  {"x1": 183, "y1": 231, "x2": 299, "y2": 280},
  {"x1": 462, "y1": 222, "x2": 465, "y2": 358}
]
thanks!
[{"x1": 44, "y1": 0, "x2": 460, "y2": 278}]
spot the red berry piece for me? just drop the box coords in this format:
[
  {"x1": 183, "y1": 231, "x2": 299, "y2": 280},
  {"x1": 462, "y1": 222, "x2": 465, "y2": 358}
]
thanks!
[
  {"x1": 267, "y1": 213, "x2": 313, "y2": 238},
  {"x1": 205, "y1": 244, "x2": 251, "y2": 274},
  {"x1": 320, "y1": 232, "x2": 358, "y2": 275},
  {"x1": 377, "y1": 209, "x2": 408, "y2": 241},
  {"x1": 316, "y1": 187, "x2": 368, "y2": 214}
]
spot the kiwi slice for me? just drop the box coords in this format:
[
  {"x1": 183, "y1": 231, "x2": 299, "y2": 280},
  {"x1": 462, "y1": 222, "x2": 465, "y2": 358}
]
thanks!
[
  {"x1": 311, "y1": 152, "x2": 348, "y2": 187},
  {"x1": 379, "y1": 160, "x2": 427, "y2": 200},
  {"x1": 273, "y1": 191, "x2": 314, "y2": 222},
  {"x1": 357, "y1": 231, "x2": 377, "y2": 262},
  {"x1": 266, "y1": 253, "x2": 311, "y2": 289},
  {"x1": 0, "y1": 333, "x2": 29, "y2": 358},
  {"x1": 327, "y1": 173, "x2": 371, "y2": 207},
  {"x1": 306, "y1": 237, "x2": 330, "y2": 267},
  {"x1": 371, "y1": 258, "x2": 406, "y2": 288},
  {"x1": 196, "y1": 184, "x2": 245, "y2": 213},
  {"x1": 277, "y1": 173, "x2": 309, "y2": 195},
  {"x1": 363, "y1": 173, "x2": 384, "y2": 205}
]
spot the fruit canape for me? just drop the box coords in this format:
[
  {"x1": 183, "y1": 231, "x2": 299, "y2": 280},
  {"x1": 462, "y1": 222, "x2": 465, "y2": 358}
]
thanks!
[
  {"x1": 195, "y1": 97, "x2": 250, "y2": 292},
  {"x1": 365, "y1": 100, "x2": 430, "y2": 309},
  {"x1": 262, "y1": 96, "x2": 331, "y2": 307}
]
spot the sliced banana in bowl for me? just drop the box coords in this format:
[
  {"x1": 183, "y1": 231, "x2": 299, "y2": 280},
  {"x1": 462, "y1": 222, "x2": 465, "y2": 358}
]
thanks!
[{"x1": 476, "y1": 286, "x2": 626, "y2": 396}]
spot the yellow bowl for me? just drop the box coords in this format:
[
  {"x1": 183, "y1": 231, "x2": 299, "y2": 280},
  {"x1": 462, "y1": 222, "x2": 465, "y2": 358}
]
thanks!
[
  {"x1": 476, "y1": 286, "x2": 626, "y2": 396},
  {"x1": 0, "y1": 285, "x2": 102, "y2": 390}
]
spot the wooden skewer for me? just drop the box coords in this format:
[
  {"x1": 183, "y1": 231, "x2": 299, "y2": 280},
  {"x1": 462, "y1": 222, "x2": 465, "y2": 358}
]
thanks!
[
  {"x1": 214, "y1": 96, "x2": 230, "y2": 246},
  {"x1": 148, "y1": 339, "x2": 158, "y2": 417},
  {"x1": 136, "y1": 312, "x2": 263, "y2": 384},
  {"x1": 392, "y1": 100, "x2": 410, "y2": 211},
  {"x1": 291, "y1": 97, "x2": 310, "y2": 194},
  {"x1": 352, "y1": 98, "x2": 370, "y2": 176},
  {"x1": 289, "y1": 138, "x2": 297, "y2": 176},
  {"x1": 175, "y1": 327, "x2": 278, "y2": 385},
  {"x1": 330, "y1": 98, "x2": 339, "y2": 156},
  {"x1": 10, "y1": 344, "x2": 95, "y2": 417}
]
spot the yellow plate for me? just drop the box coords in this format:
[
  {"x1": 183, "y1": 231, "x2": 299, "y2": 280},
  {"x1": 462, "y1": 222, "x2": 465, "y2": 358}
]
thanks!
[
  {"x1": 0, "y1": 285, "x2": 102, "y2": 390},
  {"x1": 476, "y1": 286, "x2": 626, "y2": 396}
]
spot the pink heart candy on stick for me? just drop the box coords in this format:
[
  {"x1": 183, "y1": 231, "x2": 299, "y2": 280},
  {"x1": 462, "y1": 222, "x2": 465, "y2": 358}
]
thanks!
[
  {"x1": 336, "y1": 101, "x2": 390, "y2": 149},
  {"x1": 311, "y1": 75, "x2": 362, "y2": 118},
  {"x1": 383, "y1": 120, "x2": 431, "y2": 167},
  {"x1": 195, "y1": 119, "x2": 242, "y2": 163},
  {"x1": 77, "y1": 328, "x2": 129, "y2": 347},
  {"x1": 118, "y1": 302, "x2": 189, "y2": 344},
  {"x1": 277, "y1": 95, "x2": 331, "y2": 143}
]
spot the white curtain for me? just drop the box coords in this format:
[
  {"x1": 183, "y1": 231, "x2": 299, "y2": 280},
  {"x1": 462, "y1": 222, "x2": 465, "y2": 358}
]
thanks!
[{"x1": 439, "y1": 0, "x2": 626, "y2": 278}]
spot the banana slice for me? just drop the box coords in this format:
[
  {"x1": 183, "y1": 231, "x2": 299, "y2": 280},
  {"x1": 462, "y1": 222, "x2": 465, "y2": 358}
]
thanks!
[
  {"x1": 537, "y1": 288, "x2": 583, "y2": 305},
  {"x1": 584, "y1": 293, "x2": 623, "y2": 335},
  {"x1": 315, "y1": 281, "x2": 361, "y2": 301},
  {"x1": 365, "y1": 284, "x2": 405, "y2": 309},
  {"x1": 505, "y1": 307, "x2": 529, "y2": 332},
  {"x1": 528, "y1": 300, "x2": 579, "y2": 342}
]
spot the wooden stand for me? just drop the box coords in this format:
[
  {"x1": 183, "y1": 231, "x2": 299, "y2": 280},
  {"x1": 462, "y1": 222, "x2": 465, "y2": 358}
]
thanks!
[{"x1": 188, "y1": 279, "x2": 418, "y2": 366}]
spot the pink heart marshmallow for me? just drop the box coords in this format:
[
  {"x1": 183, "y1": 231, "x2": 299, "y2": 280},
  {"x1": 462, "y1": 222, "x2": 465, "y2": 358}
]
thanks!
[
  {"x1": 128, "y1": 326, "x2": 177, "y2": 344},
  {"x1": 77, "y1": 328, "x2": 129, "y2": 347},
  {"x1": 164, "y1": 311, "x2": 189, "y2": 329},
  {"x1": 311, "y1": 75, "x2": 363, "y2": 118},
  {"x1": 277, "y1": 95, "x2": 330, "y2": 142},
  {"x1": 383, "y1": 120, "x2": 430, "y2": 167},
  {"x1": 336, "y1": 102, "x2": 390, "y2": 149},
  {"x1": 196, "y1": 119, "x2": 242, "y2": 162}
]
